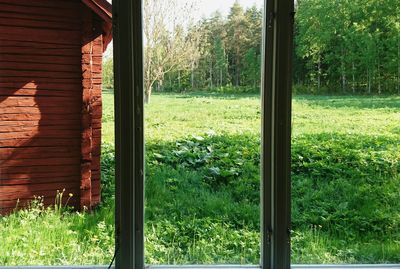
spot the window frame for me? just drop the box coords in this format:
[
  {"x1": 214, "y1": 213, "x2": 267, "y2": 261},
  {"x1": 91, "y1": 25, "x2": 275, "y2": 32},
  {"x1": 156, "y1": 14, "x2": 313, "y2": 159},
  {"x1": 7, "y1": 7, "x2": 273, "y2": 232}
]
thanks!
[
  {"x1": 0, "y1": 1, "x2": 397, "y2": 269},
  {"x1": 113, "y1": 0, "x2": 145, "y2": 268},
  {"x1": 112, "y1": 0, "x2": 294, "y2": 269}
]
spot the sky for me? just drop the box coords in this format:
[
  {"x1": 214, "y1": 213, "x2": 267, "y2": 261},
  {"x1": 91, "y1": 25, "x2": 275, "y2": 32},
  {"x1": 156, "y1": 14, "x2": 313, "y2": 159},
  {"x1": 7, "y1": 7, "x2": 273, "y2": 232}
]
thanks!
[
  {"x1": 107, "y1": 0, "x2": 263, "y2": 21},
  {"x1": 190, "y1": 0, "x2": 263, "y2": 20}
]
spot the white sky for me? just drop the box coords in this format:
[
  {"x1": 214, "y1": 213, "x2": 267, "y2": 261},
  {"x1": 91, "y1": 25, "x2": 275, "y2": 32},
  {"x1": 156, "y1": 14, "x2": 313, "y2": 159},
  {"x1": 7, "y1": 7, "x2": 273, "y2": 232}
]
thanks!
[
  {"x1": 107, "y1": 0, "x2": 263, "y2": 20},
  {"x1": 191, "y1": 0, "x2": 263, "y2": 20}
]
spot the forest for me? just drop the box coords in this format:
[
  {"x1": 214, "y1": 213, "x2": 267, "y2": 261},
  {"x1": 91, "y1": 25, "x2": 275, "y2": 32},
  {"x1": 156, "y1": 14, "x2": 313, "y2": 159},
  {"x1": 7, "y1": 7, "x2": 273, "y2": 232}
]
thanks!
[{"x1": 103, "y1": 0, "x2": 400, "y2": 96}]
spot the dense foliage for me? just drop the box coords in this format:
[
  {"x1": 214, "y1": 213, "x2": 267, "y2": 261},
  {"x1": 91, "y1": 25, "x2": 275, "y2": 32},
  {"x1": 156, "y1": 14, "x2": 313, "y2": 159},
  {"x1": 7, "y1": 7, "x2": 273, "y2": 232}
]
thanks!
[
  {"x1": 295, "y1": 0, "x2": 400, "y2": 94},
  {"x1": 164, "y1": 3, "x2": 263, "y2": 92}
]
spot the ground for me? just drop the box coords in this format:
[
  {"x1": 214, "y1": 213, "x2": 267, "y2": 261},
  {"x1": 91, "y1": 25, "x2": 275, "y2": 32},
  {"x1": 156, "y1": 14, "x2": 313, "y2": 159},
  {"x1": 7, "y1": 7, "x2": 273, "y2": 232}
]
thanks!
[{"x1": 1, "y1": 92, "x2": 399, "y2": 265}]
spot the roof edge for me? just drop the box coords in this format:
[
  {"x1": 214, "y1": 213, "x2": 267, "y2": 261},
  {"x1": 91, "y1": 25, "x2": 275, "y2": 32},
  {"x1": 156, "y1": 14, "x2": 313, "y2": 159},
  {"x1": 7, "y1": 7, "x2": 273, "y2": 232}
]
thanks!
[
  {"x1": 82, "y1": 0, "x2": 112, "y2": 24},
  {"x1": 82, "y1": 0, "x2": 113, "y2": 51}
]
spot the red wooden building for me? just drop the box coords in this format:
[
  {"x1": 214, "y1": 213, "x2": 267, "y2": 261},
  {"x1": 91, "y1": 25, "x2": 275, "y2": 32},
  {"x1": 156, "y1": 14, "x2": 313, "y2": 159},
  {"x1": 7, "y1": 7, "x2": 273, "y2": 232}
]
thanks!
[{"x1": 0, "y1": 0, "x2": 112, "y2": 214}]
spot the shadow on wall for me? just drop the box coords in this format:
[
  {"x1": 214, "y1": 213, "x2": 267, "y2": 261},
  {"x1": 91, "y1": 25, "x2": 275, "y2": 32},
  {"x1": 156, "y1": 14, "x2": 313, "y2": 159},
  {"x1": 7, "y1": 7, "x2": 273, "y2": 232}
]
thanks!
[
  {"x1": 0, "y1": 62, "x2": 82, "y2": 214},
  {"x1": 0, "y1": 0, "x2": 113, "y2": 215}
]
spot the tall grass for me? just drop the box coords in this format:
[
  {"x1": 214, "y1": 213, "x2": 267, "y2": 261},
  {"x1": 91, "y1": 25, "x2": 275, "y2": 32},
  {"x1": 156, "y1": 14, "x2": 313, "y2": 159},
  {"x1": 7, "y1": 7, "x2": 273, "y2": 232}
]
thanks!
[{"x1": 1, "y1": 92, "x2": 399, "y2": 265}]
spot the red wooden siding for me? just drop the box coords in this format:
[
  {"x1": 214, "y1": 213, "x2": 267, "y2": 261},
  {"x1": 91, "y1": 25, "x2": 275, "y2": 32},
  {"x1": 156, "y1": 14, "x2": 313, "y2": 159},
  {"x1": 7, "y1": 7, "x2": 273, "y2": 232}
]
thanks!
[
  {"x1": 0, "y1": 0, "x2": 110, "y2": 214},
  {"x1": 80, "y1": 8, "x2": 104, "y2": 208}
]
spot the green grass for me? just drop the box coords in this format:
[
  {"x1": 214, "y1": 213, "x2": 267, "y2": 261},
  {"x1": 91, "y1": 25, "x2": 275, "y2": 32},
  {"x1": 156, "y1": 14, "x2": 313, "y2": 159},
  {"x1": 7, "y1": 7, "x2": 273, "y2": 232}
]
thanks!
[
  {"x1": 1, "y1": 92, "x2": 399, "y2": 265},
  {"x1": 102, "y1": 92, "x2": 262, "y2": 143},
  {"x1": 0, "y1": 198, "x2": 114, "y2": 265}
]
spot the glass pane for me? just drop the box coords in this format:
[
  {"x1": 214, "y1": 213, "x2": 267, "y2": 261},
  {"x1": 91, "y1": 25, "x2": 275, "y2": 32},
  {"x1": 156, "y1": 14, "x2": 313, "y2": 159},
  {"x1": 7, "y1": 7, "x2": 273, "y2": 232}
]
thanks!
[
  {"x1": 0, "y1": 1, "x2": 115, "y2": 265},
  {"x1": 292, "y1": 0, "x2": 400, "y2": 264},
  {"x1": 143, "y1": 0, "x2": 263, "y2": 264}
]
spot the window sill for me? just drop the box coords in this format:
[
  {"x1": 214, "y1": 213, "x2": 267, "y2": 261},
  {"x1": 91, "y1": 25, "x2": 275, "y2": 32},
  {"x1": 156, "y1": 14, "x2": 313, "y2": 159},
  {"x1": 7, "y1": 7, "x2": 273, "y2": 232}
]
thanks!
[{"x1": 1, "y1": 264, "x2": 399, "y2": 269}]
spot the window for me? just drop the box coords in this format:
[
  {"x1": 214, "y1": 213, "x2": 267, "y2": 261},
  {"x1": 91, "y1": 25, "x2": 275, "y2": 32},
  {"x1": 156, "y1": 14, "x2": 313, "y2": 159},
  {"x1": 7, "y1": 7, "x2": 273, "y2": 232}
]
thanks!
[
  {"x1": 112, "y1": 0, "x2": 293, "y2": 268},
  {"x1": 1, "y1": 0, "x2": 398, "y2": 268},
  {"x1": 291, "y1": 0, "x2": 400, "y2": 264}
]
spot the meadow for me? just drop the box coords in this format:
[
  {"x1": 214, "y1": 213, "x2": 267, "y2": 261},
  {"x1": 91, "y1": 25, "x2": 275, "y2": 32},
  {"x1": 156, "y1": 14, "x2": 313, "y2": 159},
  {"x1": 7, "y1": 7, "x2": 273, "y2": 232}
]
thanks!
[{"x1": 1, "y1": 92, "x2": 399, "y2": 265}]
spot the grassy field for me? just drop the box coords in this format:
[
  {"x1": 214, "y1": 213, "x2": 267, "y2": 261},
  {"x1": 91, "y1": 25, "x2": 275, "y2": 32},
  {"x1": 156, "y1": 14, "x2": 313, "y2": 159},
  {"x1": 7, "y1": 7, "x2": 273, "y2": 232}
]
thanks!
[{"x1": 1, "y1": 92, "x2": 399, "y2": 265}]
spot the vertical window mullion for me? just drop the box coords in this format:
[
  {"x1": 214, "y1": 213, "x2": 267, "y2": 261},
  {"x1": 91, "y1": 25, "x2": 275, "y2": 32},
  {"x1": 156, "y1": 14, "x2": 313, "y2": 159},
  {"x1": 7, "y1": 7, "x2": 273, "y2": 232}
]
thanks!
[
  {"x1": 273, "y1": 0, "x2": 294, "y2": 267},
  {"x1": 261, "y1": 0, "x2": 275, "y2": 268},
  {"x1": 261, "y1": 1, "x2": 294, "y2": 269},
  {"x1": 113, "y1": 0, "x2": 145, "y2": 269}
]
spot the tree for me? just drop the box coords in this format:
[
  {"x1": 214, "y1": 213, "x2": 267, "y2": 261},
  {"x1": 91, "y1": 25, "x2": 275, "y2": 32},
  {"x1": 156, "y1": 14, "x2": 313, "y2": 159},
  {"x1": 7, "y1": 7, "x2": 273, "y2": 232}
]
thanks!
[
  {"x1": 242, "y1": 47, "x2": 260, "y2": 88},
  {"x1": 143, "y1": 0, "x2": 199, "y2": 103},
  {"x1": 214, "y1": 37, "x2": 228, "y2": 87},
  {"x1": 226, "y1": 1, "x2": 248, "y2": 87},
  {"x1": 243, "y1": 5, "x2": 262, "y2": 89},
  {"x1": 102, "y1": 56, "x2": 114, "y2": 90}
]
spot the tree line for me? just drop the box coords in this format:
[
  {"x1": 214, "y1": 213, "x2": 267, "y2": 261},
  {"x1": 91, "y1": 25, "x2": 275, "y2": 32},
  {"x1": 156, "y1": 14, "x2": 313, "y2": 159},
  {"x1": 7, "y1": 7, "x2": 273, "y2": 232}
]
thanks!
[
  {"x1": 141, "y1": 0, "x2": 263, "y2": 102},
  {"x1": 163, "y1": 2, "x2": 263, "y2": 94},
  {"x1": 102, "y1": 0, "x2": 400, "y2": 98},
  {"x1": 295, "y1": 0, "x2": 400, "y2": 95}
]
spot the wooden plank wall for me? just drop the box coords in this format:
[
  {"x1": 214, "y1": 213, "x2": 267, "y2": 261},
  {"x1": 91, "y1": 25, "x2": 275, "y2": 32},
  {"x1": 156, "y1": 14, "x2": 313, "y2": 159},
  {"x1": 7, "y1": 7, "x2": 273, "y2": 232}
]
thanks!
[
  {"x1": 90, "y1": 28, "x2": 103, "y2": 206},
  {"x1": 81, "y1": 8, "x2": 103, "y2": 208},
  {"x1": 0, "y1": 0, "x2": 103, "y2": 214}
]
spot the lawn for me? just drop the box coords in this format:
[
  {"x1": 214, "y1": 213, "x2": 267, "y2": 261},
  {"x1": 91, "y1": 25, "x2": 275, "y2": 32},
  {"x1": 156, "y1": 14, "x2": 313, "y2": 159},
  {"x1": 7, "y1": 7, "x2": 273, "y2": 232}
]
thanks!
[{"x1": 1, "y1": 92, "x2": 399, "y2": 265}]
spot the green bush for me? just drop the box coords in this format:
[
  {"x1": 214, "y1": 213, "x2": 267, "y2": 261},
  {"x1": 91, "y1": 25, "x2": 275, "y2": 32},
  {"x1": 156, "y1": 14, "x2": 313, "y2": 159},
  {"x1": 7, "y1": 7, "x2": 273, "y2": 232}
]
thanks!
[
  {"x1": 292, "y1": 134, "x2": 400, "y2": 237},
  {"x1": 100, "y1": 143, "x2": 115, "y2": 203},
  {"x1": 147, "y1": 133, "x2": 260, "y2": 204},
  {"x1": 99, "y1": 129, "x2": 400, "y2": 239}
]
